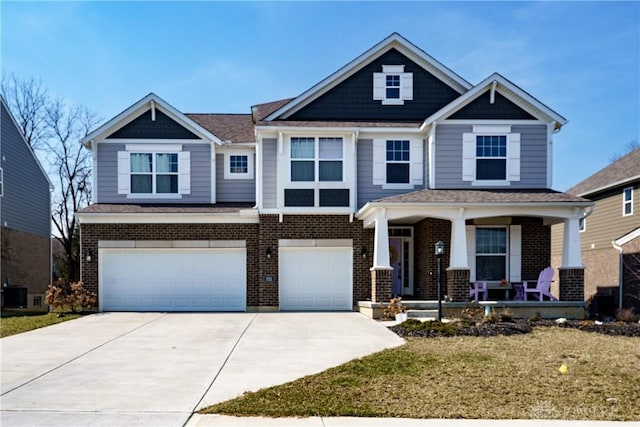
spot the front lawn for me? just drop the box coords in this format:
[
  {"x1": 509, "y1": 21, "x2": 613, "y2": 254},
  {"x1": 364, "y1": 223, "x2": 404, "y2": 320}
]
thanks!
[
  {"x1": 0, "y1": 311, "x2": 80, "y2": 338},
  {"x1": 201, "y1": 328, "x2": 640, "y2": 420}
]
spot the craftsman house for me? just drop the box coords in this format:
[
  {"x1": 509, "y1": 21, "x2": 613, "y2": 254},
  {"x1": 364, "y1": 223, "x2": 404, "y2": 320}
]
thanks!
[{"x1": 77, "y1": 33, "x2": 591, "y2": 315}]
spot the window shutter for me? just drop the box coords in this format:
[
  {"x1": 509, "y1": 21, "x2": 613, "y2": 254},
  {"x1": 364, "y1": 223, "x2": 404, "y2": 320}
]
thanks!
[
  {"x1": 466, "y1": 225, "x2": 476, "y2": 282},
  {"x1": 372, "y1": 139, "x2": 385, "y2": 185},
  {"x1": 117, "y1": 151, "x2": 130, "y2": 194},
  {"x1": 462, "y1": 133, "x2": 475, "y2": 181},
  {"x1": 373, "y1": 73, "x2": 385, "y2": 100},
  {"x1": 410, "y1": 139, "x2": 423, "y2": 186},
  {"x1": 178, "y1": 151, "x2": 191, "y2": 194},
  {"x1": 507, "y1": 133, "x2": 521, "y2": 181},
  {"x1": 402, "y1": 73, "x2": 413, "y2": 101},
  {"x1": 509, "y1": 225, "x2": 522, "y2": 282}
]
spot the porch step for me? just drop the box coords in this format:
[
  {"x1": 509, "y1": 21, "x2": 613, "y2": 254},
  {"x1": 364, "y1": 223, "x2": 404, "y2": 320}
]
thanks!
[{"x1": 406, "y1": 309, "x2": 439, "y2": 320}]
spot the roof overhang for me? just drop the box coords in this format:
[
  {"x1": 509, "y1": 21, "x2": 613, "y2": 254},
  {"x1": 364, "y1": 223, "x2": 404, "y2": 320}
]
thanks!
[
  {"x1": 420, "y1": 73, "x2": 568, "y2": 132},
  {"x1": 80, "y1": 93, "x2": 223, "y2": 149},
  {"x1": 614, "y1": 227, "x2": 640, "y2": 247},
  {"x1": 76, "y1": 210, "x2": 259, "y2": 224},
  {"x1": 264, "y1": 33, "x2": 473, "y2": 121},
  {"x1": 577, "y1": 175, "x2": 640, "y2": 197}
]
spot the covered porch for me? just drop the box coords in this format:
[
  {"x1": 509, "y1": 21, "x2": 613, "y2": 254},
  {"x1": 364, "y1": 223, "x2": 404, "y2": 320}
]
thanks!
[{"x1": 356, "y1": 189, "x2": 593, "y2": 317}]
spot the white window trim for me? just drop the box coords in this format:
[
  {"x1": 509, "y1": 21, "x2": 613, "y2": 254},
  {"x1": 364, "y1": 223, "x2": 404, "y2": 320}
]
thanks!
[
  {"x1": 373, "y1": 65, "x2": 413, "y2": 106},
  {"x1": 623, "y1": 186, "x2": 634, "y2": 216},
  {"x1": 373, "y1": 137, "x2": 424, "y2": 188},
  {"x1": 224, "y1": 150, "x2": 254, "y2": 180},
  {"x1": 117, "y1": 144, "x2": 190, "y2": 199},
  {"x1": 462, "y1": 126, "x2": 520, "y2": 186}
]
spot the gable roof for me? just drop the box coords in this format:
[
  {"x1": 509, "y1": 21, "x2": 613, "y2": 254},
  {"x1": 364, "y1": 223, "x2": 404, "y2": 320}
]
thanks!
[
  {"x1": 420, "y1": 73, "x2": 568, "y2": 131},
  {"x1": 187, "y1": 114, "x2": 255, "y2": 143},
  {"x1": 0, "y1": 96, "x2": 52, "y2": 188},
  {"x1": 251, "y1": 98, "x2": 295, "y2": 122},
  {"x1": 370, "y1": 188, "x2": 590, "y2": 205},
  {"x1": 80, "y1": 93, "x2": 222, "y2": 147},
  {"x1": 567, "y1": 147, "x2": 640, "y2": 197},
  {"x1": 264, "y1": 33, "x2": 472, "y2": 121}
]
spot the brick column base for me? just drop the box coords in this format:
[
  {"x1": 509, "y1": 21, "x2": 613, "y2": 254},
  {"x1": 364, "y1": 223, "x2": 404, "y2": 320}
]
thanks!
[
  {"x1": 559, "y1": 268, "x2": 585, "y2": 301},
  {"x1": 371, "y1": 268, "x2": 393, "y2": 303},
  {"x1": 446, "y1": 269, "x2": 469, "y2": 302}
]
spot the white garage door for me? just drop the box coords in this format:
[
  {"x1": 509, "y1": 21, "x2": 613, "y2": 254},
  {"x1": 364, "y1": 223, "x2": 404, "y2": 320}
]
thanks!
[
  {"x1": 100, "y1": 248, "x2": 246, "y2": 312},
  {"x1": 279, "y1": 247, "x2": 352, "y2": 311}
]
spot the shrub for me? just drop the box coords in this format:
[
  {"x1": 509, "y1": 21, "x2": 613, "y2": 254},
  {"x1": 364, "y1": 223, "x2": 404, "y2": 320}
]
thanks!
[
  {"x1": 499, "y1": 308, "x2": 514, "y2": 322},
  {"x1": 616, "y1": 307, "x2": 637, "y2": 322},
  {"x1": 45, "y1": 279, "x2": 97, "y2": 313},
  {"x1": 383, "y1": 297, "x2": 406, "y2": 319}
]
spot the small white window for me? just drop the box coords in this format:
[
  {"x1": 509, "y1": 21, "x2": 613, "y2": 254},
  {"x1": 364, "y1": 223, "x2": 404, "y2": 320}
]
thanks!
[
  {"x1": 579, "y1": 217, "x2": 586, "y2": 232},
  {"x1": 623, "y1": 186, "x2": 633, "y2": 216},
  {"x1": 224, "y1": 151, "x2": 254, "y2": 180},
  {"x1": 373, "y1": 65, "x2": 413, "y2": 105}
]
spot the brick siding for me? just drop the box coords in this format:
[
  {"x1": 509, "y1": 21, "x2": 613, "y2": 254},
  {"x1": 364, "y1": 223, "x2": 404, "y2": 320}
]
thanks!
[
  {"x1": 371, "y1": 268, "x2": 392, "y2": 303},
  {"x1": 414, "y1": 217, "x2": 451, "y2": 299},
  {"x1": 559, "y1": 268, "x2": 585, "y2": 301},
  {"x1": 446, "y1": 269, "x2": 470, "y2": 302}
]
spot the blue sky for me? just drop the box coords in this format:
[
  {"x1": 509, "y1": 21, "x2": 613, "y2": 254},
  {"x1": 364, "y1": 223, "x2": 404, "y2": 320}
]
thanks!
[{"x1": 2, "y1": 1, "x2": 638, "y2": 191}]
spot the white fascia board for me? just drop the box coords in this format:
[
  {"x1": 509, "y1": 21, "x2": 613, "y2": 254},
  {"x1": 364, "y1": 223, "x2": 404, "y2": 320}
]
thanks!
[
  {"x1": 76, "y1": 211, "x2": 259, "y2": 224},
  {"x1": 264, "y1": 33, "x2": 472, "y2": 121},
  {"x1": 577, "y1": 175, "x2": 640, "y2": 197},
  {"x1": 421, "y1": 73, "x2": 568, "y2": 131},
  {"x1": 81, "y1": 93, "x2": 223, "y2": 147},
  {"x1": 614, "y1": 227, "x2": 640, "y2": 246},
  {"x1": 259, "y1": 208, "x2": 355, "y2": 216},
  {"x1": 0, "y1": 96, "x2": 53, "y2": 188}
]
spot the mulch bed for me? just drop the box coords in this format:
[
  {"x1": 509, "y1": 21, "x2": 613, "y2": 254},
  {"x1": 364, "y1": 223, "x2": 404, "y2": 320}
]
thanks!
[{"x1": 390, "y1": 318, "x2": 640, "y2": 339}]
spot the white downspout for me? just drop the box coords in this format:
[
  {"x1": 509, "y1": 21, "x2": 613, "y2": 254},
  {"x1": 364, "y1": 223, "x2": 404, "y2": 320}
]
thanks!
[{"x1": 611, "y1": 239, "x2": 624, "y2": 312}]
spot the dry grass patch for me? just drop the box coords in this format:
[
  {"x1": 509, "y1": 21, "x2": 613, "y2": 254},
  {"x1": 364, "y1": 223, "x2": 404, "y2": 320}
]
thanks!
[
  {"x1": 201, "y1": 328, "x2": 640, "y2": 420},
  {"x1": 0, "y1": 312, "x2": 80, "y2": 338}
]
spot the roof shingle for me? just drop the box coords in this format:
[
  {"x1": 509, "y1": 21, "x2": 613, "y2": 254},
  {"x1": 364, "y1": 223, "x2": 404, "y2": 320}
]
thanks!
[
  {"x1": 78, "y1": 203, "x2": 256, "y2": 214},
  {"x1": 371, "y1": 189, "x2": 590, "y2": 204},
  {"x1": 566, "y1": 147, "x2": 640, "y2": 196},
  {"x1": 187, "y1": 114, "x2": 255, "y2": 143}
]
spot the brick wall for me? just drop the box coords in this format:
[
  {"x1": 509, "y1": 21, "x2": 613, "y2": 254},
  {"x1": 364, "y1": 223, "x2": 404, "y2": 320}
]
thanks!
[
  {"x1": 559, "y1": 268, "x2": 585, "y2": 301},
  {"x1": 414, "y1": 217, "x2": 451, "y2": 299},
  {"x1": 371, "y1": 268, "x2": 392, "y2": 302},
  {"x1": 517, "y1": 217, "x2": 551, "y2": 281},
  {"x1": 1, "y1": 227, "x2": 50, "y2": 310},
  {"x1": 446, "y1": 269, "x2": 470, "y2": 301}
]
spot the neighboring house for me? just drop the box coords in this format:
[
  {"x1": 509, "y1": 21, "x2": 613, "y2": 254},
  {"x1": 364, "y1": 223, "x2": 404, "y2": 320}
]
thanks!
[
  {"x1": 0, "y1": 96, "x2": 52, "y2": 311},
  {"x1": 552, "y1": 148, "x2": 640, "y2": 312},
  {"x1": 77, "y1": 33, "x2": 592, "y2": 314}
]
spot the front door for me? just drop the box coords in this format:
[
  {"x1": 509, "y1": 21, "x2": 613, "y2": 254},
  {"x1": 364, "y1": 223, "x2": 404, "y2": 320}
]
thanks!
[{"x1": 389, "y1": 227, "x2": 413, "y2": 296}]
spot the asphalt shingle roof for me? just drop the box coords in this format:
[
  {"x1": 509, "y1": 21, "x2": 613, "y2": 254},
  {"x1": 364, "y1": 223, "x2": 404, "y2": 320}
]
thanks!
[
  {"x1": 187, "y1": 114, "x2": 255, "y2": 143},
  {"x1": 567, "y1": 147, "x2": 640, "y2": 196},
  {"x1": 372, "y1": 189, "x2": 590, "y2": 204},
  {"x1": 78, "y1": 203, "x2": 255, "y2": 214}
]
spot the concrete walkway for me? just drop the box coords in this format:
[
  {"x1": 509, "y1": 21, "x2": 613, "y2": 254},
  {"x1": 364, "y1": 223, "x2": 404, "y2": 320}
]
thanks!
[{"x1": 1, "y1": 312, "x2": 403, "y2": 427}]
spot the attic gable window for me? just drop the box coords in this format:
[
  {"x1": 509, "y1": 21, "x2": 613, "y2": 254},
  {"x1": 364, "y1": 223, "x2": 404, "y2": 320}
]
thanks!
[{"x1": 373, "y1": 65, "x2": 413, "y2": 105}]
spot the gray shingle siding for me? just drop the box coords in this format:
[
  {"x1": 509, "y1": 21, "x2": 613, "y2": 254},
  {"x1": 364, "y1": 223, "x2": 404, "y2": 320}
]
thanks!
[
  {"x1": 107, "y1": 110, "x2": 200, "y2": 139},
  {"x1": 262, "y1": 138, "x2": 277, "y2": 208},
  {"x1": 448, "y1": 92, "x2": 536, "y2": 120},
  {"x1": 95, "y1": 143, "x2": 211, "y2": 203},
  {"x1": 215, "y1": 153, "x2": 256, "y2": 203},
  {"x1": 356, "y1": 139, "x2": 425, "y2": 209},
  {"x1": 0, "y1": 103, "x2": 50, "y2": 237},
  {"x1": 434, "y1": 124, "x2": 548, "y2": 189},
  {"x1": 287, "y1": 49, "x2": 461, "y2": 121}
]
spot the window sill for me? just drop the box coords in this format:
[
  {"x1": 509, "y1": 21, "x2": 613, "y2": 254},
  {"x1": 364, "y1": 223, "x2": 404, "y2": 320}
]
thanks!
[
  {"x1": 471, "y1": 180, "x2": 511, "y2": 187},
  {"x1": 381, "y1": 99, "x2": 405, "y2": 106},
  {"x1": 126, "y1": 194, "x2": 183, "y2": 199},
  {"x1": 224, "y1": 173, "x2": 254, "y2": 180},
  {"x1": 382, "y1": 183, "x2": 413, "y2": 190}
]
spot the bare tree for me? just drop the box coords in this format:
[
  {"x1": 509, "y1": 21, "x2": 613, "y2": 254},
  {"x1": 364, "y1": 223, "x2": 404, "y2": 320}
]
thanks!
[
  {"x1": 1, "y1": 73, "x2": 49, "y2": 149},
  {"x1": 45, "y1": 97, "x2": 101, "y2": 282},
  {"x1": 609, "y1": 139, "x2": 640, "y2": 163}
]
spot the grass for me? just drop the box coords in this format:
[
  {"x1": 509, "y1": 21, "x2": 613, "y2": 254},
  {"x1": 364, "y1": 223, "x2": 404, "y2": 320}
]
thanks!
[
  {"x1": 1, "y1": 311, "x2": 81, "y2": 338},
  {"x1": 201, "y1": 328, "x2": 640, "y2": 420}
]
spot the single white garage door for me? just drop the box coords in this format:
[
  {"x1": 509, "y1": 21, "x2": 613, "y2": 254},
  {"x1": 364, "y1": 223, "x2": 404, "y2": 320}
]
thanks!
[
  {"x1": 279, "y1": 247, "x2": 352, "y2": 311},
  {"x1": 100, "y1": 248, "x2": 246, "y2": 312}
]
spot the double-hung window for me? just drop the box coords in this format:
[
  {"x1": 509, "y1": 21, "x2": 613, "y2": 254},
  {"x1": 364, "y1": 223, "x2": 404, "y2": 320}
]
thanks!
[
  {"x1": 386, "y1": 140, "x2": 410, "y2": 184},
  {"x1": 476, "y1": 135, "x2": 507, "y2": 180},
  {"x1": 291, "y1": 137, "x2": 316, "y2": 181},
  {"x1": 373, "y1": 65, "x2": 413, "y2": 105},
  {"x1": 290, "y1": 137, "x2": 343, "y2": 182},
  {"x1": 475, "y1": 227, "x2": 507, "y2": 281},
  {"x1": 623, "y1": 186, "x2": 633, "y2": 216},
  {"x1": 386, "y1": 75, "x2": 400, "y2": 100},
  {"x1": 130, "y1": 153, "x2": 178, "y2": 194}
]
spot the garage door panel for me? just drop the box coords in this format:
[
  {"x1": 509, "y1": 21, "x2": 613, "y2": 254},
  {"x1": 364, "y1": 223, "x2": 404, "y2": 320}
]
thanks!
[
  {"x1": 100, "y1": 248, "x2": 246, "y2": 312},
  {"x1": 279, "y1": 247, "x2": 352, "y2": 311}
]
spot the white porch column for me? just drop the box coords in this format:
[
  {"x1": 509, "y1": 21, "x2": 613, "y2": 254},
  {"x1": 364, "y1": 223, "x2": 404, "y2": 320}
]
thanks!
[
  {"x1": 448, "y1": 213, "x2": 469, "y2": 270},
  {"x1": 561, "y1": 216, "x2": 584, "y2": 268},
  {"x1": 372, "y1": 209, "x2": 391, "y2": 269}
]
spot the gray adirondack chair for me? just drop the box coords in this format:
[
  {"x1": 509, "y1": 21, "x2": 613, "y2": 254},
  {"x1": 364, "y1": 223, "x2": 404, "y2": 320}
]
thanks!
[
  {"x1": 469, "y1": 281, "x2": 488, "y2": 303},
  {"x1": 523, "y1": 267, "x2": 557, "y2": 301}
]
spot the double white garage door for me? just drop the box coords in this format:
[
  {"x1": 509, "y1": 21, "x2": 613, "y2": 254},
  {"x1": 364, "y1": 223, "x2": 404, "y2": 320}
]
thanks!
[{"x1": 99, "y1": 243, "x2": 353, "y2": 312}]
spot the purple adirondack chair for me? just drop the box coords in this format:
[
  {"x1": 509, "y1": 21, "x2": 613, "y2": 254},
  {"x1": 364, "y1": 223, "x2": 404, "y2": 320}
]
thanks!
[
  {"x1": 469, "y1": 281, "x2": 488, "y2": 303},
  {"x1": 523, "y1": 267, "x2": 557, "y2": 301}
]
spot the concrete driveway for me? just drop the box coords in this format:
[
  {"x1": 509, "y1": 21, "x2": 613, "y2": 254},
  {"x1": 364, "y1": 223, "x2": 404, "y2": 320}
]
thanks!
[{"x1": 1, "y1": 312, "x2": 404, "y2": 427}]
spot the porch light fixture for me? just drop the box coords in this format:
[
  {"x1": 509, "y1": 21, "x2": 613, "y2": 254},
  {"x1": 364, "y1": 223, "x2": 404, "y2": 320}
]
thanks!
[
  {"x1": 435, "y1": 241, "x2": 445, "y2": 321},
  {"x1": 85, "y1": 248, "x2": 93, "y2": 263},
  {"x1": 266, "y1": 247, "x2": 272, "y2": 259},
  {"x1": 361, "y1": 247, "x2": 367, "y2": 259}
]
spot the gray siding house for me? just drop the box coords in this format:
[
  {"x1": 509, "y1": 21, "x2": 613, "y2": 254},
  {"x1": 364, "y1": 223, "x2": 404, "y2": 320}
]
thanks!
[
  {"x1": 1, "y1": 96, "x2": 51, "y2": 311},
  {"x1": 77, "y1": 33, "x2": 591, "y2": 316}
]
